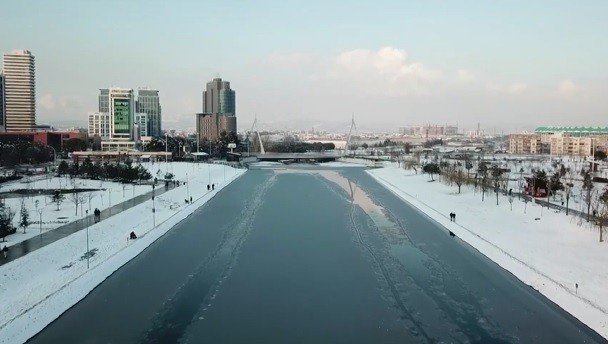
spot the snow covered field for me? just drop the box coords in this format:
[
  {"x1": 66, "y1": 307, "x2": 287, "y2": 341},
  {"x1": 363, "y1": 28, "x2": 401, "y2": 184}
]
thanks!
[
  {"x1": 0, "y1": 162, "x2": 245, "y2": 344},
  {"x1": 368, "y1": 166, "x2": 608, "y2": 339},
  {"x1": 0, "y1": 174, "x2": 153, "y2": 247}
]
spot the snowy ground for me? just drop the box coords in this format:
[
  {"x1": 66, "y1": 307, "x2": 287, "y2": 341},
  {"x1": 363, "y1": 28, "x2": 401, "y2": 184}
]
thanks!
[
  {"x1": 0, "y1": 174, "x2": 153, "y2": 247},
  {"x1": 0, "y1": 162, "x2": 245, "y2": 344},
  {"x1": 368, "y1": 165, "x2": 608, "y2": 339}
]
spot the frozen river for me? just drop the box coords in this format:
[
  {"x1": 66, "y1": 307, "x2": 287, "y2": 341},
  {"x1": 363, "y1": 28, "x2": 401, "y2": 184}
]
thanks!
[{"x1": 28, "y1": 166, "x2": 605, "y2": 343}]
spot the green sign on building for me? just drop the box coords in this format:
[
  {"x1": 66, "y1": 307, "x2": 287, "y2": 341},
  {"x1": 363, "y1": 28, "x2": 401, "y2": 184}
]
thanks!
[{"x1": 113, "y1": 99, "x2": 131, "y2": 134}]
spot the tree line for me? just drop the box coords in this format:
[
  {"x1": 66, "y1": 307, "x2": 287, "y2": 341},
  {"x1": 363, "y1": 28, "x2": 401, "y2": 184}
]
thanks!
[{"x1": 57, "y1": 159, "x2": 152, "y2": 183}]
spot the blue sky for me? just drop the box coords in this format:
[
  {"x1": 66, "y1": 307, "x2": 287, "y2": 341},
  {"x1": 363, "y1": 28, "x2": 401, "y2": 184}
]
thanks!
[{"x1": 1, "y1": 0, "x2": 606, "y2": 132}]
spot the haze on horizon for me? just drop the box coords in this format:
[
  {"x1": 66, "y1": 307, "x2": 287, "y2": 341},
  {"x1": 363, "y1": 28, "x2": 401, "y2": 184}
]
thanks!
[{"x1": 1, "y1": 0, "x2": 606, "y2": 133}]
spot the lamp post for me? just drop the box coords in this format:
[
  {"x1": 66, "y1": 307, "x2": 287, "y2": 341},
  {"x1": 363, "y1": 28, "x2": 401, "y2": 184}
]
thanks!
[
  {"x1": 85, "y1": 209, "x2": 90, "y2": 269},
  {"x1": 186, "y1": 172, "x2": 190, "y2": 201},
  {"x1": 165, "y1": 133, "x2": 169, "y2": 163},
  {"x1": 152, "y1": 183, "x2": 156, "y2": 227}
]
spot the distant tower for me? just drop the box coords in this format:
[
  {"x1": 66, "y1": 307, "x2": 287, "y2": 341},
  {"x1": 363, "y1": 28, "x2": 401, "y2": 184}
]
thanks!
[
  {"x1": 203, "y1": 78, "x2": 235, "y2": 115},
  {"x1": 3, "y1": 50, "x2": 36, "y2": 131}
]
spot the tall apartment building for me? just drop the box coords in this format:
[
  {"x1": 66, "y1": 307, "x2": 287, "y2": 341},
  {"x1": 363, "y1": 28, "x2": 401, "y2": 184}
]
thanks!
[
  {"x1": 136, "y1": 88, "x2": 161, "y2": 137},
  {"x1": 203, "y1": 78, "x2": 235, "y2": 115},
  {"x1": 2, "y1": 50, "x2": 36, "y2": 132},
  {"x1": 0, "y1": 71, "x2": 5, "y2": 131}
]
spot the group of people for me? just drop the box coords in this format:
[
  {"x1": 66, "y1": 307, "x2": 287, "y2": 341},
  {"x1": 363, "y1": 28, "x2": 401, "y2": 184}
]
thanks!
[
  {"x1": 207, "y1": 184, "x2": 215, "y2": 191},
  {"x1": 93, "y1": 208, "x2": 101, "y2": 223}
]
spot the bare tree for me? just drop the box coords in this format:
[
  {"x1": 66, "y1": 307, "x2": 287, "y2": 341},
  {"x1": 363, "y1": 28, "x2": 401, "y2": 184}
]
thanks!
[
  {"x1": 69, "y1": 190, "x2": 86, "y2": 216},
  {"x1": 594, "y1": 189, "x2": 608, "y2": 242}
]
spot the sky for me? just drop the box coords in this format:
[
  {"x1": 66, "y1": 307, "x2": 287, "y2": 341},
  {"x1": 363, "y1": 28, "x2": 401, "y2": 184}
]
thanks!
[{"x1": 1, "y1": 0, "x2": 607, "y2": 133}]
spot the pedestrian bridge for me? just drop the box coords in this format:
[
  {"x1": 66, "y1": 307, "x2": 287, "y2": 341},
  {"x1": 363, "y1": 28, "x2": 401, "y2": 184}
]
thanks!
[{"x1": 250, "y1": 152, "x2": 341, "y2": 163}]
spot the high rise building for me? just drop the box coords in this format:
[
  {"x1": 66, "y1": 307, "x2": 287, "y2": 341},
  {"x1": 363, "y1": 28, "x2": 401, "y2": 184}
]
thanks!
[
  {"x1": 99, "y1": 88, "x2": 109, "y2": 113},
  {"x1": 203, "y1": 78, "x2": 235, "y2": 115},
  {"x1": 108, "y1": 88, "x2": 134, "y2": 141},
  {"x1": 198, "y1": 78, "x2": 237, "y2": 142},
  {"x1": 136, "y1": 88, "x2": 161, "y2": 136},
  {"x1": 2, "y1": 50, "x2": 36, "y2": 132},
  {"x1": 0, "y1": 71, "x2": 5, "y2": 131}
]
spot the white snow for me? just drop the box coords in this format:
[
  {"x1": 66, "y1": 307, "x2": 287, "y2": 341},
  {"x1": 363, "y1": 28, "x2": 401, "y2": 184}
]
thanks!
[
  {"x1": 0, "y1": 162, "x2": 245, "y2": 344},
  {"x1": 368, "y1": 165, "x2": 608, "y2": 339},
  {"x1": 0, "y1": 174, "x2": 156, "y2": 247}
]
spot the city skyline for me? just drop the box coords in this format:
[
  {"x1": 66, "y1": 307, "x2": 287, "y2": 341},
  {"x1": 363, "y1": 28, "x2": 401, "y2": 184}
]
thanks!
[{"x1": 0, "y1": 1, "x2": 606, "y2": 132}]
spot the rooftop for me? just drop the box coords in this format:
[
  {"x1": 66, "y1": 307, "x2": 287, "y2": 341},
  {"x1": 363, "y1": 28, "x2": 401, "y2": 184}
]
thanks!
[{"x1": 534, "y1": 126, "x2": 608, "y2": 135}]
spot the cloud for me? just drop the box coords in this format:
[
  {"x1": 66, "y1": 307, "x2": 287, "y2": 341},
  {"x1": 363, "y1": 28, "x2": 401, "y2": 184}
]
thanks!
[
  {"x1": 456, "y1": 69, "x2": 476, "y2": 83},
  {"x1": 327, "y1": 47, "x2": 442, "y2": 96},
  {"x1": 507, "y1": 82, "x2": 528, "y2": 95},
  {"x1": 557, "y1": 80, "x2": 581, "y2": 96},
  {"x1": 38, "y1": 94, "x2": 56, "y2": 110}
]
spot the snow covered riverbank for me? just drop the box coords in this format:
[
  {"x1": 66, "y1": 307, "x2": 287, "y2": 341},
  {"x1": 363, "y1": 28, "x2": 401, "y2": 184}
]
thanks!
[
  {"x1": 367, "y1": 166, "x2": 608, "y2": 339},
  {"x1": 0, "y1": 162, "x2": 245, "y2": 344}
]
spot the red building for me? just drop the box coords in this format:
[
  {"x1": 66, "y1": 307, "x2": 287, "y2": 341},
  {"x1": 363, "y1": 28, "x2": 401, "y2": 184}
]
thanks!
[{"x1": 0, "y1": 131, "x2": 87, "y2": 151}]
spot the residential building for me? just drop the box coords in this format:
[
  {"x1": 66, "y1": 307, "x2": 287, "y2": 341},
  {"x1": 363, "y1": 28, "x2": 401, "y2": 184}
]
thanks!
[
  {"x1": 2, "y1": 50, "x2": 36, "y2": 132},
  {"x1": 203, "y1": 78, "x2": 235, "y2": 115},
  {"x1": 508, "y1": 133, "x2": 544, "y2": 155},
  {"x1": 136, "y1": 88, "x2": 161, "y2": 137},
  {"x1": 508, "y1": 127, "x2": 608, "y2": 156},
  {"x1": 196, "y1": 113, "x2": 237, "y2": 141},
  {"x1": 0, "y1": 71, "x2": 5, "y2": 131}
]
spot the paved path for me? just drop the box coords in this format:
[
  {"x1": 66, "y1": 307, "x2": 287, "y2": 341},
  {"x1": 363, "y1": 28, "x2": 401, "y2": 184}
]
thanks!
[{"x1": 0, "y1": 182, "x2": 177, "y2": 266}]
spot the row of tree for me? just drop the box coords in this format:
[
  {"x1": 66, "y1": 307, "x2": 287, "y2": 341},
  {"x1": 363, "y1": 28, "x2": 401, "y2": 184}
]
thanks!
[
  {"x1": 0, "y1": 141, "x2": 54, "y2": 166},
  {"x1": 57, "y1": 159, "x2": 152, "y2": 183},
  {"x1": 266, "y1": 139, "x2": 336, "y2": 153},
  {"x1": 418, "y1": 160, "x2": 608, "y2": 241}
]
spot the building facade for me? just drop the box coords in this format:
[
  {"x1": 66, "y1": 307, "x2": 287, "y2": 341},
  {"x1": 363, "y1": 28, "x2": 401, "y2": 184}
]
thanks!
[
  {"x1": 0, "y1": 71, "x2": 5, "y2": 131},
  {"x1": 98, "y1": 88, "x2": 109, "y2": 113},
  {"x1": 136, "y1": 88, "x2": 161, "y2": 137},
  {"x1": 198, "y1": 78, "x2": 237, "y2": 142},
  {"x1": 203, "y1": 78, "x2": 235, "y2": 115},
  {"x1": 108, "y1": 88, "x2": 135, "y2": 141},
  {"x1": 134, "y1": 112, "x2": 148, "y2": 138},
  {"x1": 508, "y1": 127, "x2": 608, "y2": 156},
  {"x1": 508, "y1": 133, "x2": 544, "y2": 154},
  {"x1": 88, "y1": 112, "x2": 111, "y2": 139},
  {"x1": 196, "y1": 113, "x2": 237, "y2": 141},
  {"x1": 2, "y1": 50, "x2": 36, "y2": 132}
]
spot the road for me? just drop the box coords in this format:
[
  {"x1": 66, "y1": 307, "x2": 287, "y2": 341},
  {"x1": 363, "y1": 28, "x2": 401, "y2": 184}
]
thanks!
[
  {"x1": 28, "y1": 166, "x2": 605, "y2": 343},
  {"x1": 1, "y1": 182, "x2": 176, "y2": 266}
]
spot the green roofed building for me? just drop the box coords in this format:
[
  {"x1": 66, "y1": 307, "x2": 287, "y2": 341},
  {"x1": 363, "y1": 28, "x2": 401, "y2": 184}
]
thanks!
[{"x1": 534, "y1": 126, "x2": 608, "y2": 136}]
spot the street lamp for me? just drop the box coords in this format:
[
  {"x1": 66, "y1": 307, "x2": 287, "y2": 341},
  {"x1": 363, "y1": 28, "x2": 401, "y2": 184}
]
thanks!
[
  {"x1": 152, "y1": 183, "x2": 156, "y2": 227},
  {"x1": 85, "y1": 209, "x2": 90, "y2": 269},
  {"x1": 186, "y1": 172, "x2": 190, "y2": 201}
]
